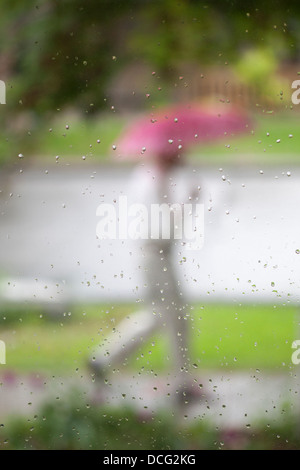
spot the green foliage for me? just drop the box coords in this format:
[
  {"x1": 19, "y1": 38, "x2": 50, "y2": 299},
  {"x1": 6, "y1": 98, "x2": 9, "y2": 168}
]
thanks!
[
  {"x1": 234, "y1": 48, "x2": 291, "y2": 105},
  {"x1": 1, "y1": 0, "x2": 300, "y2": 115},
  {"x1": 0, "y1": 392, "x2": 188, "y2": 450},
  {"x1": 235, "y1": 48, "x2": 278, "y2": 86},
  {"x1": 0, "y1": 389, "x2": 299, "y2": 449},
  {"x1": 0, "y1": 0, "x2": 300, "y2": 168}
]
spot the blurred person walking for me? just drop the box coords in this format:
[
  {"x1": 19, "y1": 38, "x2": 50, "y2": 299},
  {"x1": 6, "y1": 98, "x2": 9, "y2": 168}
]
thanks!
[
  {"x1": 91, "y1": 154, "x2": 197, "y2": 405},
  {"x1": 89, "y1": 103, "x2": 251, "y2": 406}
]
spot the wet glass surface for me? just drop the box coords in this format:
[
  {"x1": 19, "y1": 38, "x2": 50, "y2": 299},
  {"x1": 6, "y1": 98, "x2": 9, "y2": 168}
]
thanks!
[{"x1": 0, "y1": 0, "x2": 300, "y2": 451}]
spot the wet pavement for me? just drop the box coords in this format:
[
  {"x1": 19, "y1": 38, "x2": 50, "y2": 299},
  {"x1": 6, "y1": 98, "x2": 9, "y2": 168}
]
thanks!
[
  {"x1": 0, "y1": 163, "x2": 300, "y2": 307},
  {"x1": 0, "y1": 369, "x2": 299, "y2": 429}
]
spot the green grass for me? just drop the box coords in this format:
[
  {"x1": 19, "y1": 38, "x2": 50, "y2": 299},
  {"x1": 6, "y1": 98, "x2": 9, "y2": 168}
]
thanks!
[
  {"x1": 30, "y1": 113, "x2": 125, "y2": 164},
  {"x1": 37, "y1": 110, "x2": 300, "y2": 167},
  {"x1": 2, "y1": 108, "x2": 300, "y2": 168},
  {"x1": 0, "y1": 303, "x2": 297, "y2": 374},
  {"x1": 0, "y1": 112, "x2": 125, "y2": 167},
  {"x1": 32, "y1": 109, "x2": 300, "y2": 166},
  {"x1": 190, "y1": 110, "x2": 300, "y2": 165}
]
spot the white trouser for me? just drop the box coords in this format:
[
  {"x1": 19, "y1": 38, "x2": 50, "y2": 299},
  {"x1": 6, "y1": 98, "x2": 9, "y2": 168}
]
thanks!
[{"x1": 91, "y1": 240, "x2": 190, "y2": 384}]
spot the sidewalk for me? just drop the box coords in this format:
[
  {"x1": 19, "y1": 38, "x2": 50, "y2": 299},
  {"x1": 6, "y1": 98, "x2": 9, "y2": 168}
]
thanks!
[
  {"x1": 1, "y1": 164, "x2": 300, "y2": 306},
  {"x1": 0, "y1": 369, "x2": 299, "y2": 429}
]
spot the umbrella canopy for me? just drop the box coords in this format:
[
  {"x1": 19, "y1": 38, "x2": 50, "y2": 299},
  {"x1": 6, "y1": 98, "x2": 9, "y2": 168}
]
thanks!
[{"x1": 115, "y1": 104, "x2": 252, "y2": 162}]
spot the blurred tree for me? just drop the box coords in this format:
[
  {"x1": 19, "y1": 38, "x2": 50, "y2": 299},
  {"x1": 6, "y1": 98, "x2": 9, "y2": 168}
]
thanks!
[{"x1": 0, "y1": 0, "x2": 300, "y2": 115}]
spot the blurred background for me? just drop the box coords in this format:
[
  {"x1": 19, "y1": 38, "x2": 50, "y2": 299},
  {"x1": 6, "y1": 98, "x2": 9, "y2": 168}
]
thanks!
[{"x1": 0, "y1": 0, "x2": 300, "y2": 450}]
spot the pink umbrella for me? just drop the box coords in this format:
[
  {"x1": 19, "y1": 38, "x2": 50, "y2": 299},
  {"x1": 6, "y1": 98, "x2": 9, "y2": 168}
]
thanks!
[{"x1": 115, "y1": 104, "x2": 252, "y2": 162}]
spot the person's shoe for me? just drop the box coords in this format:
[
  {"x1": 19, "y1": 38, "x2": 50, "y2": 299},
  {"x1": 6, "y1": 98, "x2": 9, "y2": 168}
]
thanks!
[
  {"x1": 175, "y1": 381, "x2": 207, "y2": 408},
  {"x1": 88, "y1": 358, "x2": 107, "y2": 382}
]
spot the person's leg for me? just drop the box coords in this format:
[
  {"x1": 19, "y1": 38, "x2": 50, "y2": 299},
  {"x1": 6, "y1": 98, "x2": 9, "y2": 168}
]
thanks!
[
  {"x1": 89, "y1": 240, "x2": 191, "y2": 398},
  {"x1": 90, "y1": 309, "x2": 158, "y2": 377},
  {"x1": 143, "y1": 242, "x2": 191, "y2": 392}
]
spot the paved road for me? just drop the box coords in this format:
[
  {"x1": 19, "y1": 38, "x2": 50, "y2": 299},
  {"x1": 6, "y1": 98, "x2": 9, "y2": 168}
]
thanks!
[{"x1": 0, "y1": 162, "x2": 300, "y2": 306}]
